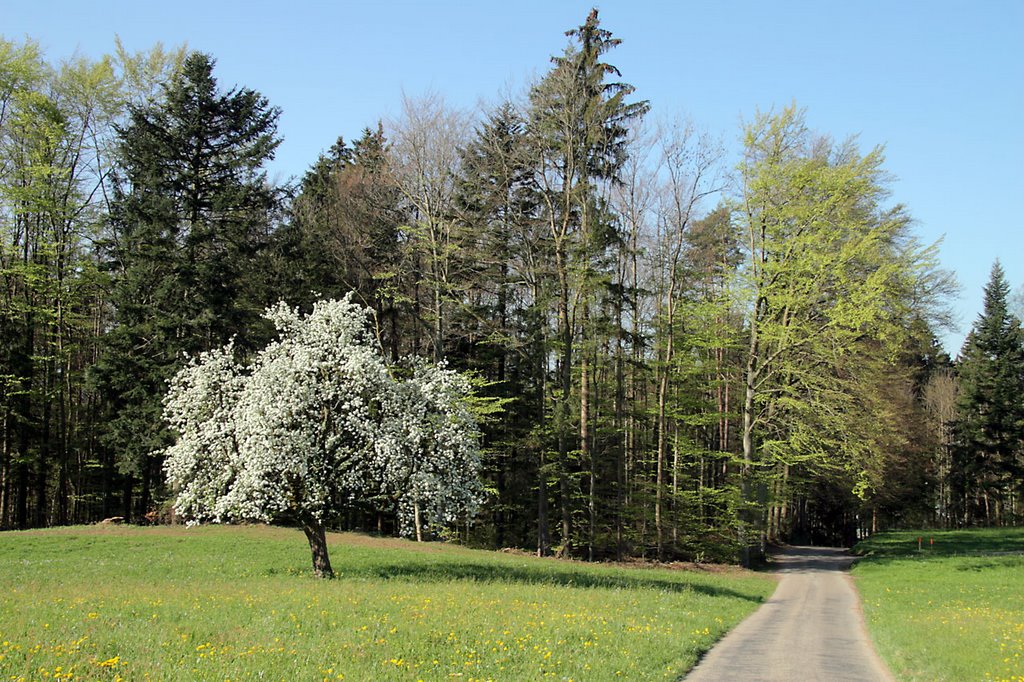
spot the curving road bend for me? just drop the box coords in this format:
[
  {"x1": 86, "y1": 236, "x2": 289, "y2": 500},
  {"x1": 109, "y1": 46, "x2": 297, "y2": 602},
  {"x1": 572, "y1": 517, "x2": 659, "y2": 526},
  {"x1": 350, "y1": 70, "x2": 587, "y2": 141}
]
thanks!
[{"x1": 684, "y1": 546, "x2": 894, "y2": 682}]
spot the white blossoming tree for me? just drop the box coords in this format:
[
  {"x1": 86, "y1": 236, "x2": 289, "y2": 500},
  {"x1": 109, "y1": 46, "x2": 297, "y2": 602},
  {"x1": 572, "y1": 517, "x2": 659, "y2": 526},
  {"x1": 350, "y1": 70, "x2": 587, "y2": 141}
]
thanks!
[{"x1": 162, "y1": 296, "x2": 482, "y2": 578}]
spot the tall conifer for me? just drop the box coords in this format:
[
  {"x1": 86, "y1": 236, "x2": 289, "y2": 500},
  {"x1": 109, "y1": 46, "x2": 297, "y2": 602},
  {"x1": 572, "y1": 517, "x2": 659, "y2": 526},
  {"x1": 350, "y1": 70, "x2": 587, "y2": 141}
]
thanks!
[
  {"x1": 93, "y1": 53, "x2": 281, "y2": 517},
  {"x1": 952, "y1": 261, "x2": 1024, "y2": 524}
]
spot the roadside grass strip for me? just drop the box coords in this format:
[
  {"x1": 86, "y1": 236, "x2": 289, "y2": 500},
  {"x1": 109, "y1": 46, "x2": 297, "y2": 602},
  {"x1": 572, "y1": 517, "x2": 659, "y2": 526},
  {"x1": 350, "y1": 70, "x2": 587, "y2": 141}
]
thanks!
[
  {"x1": 0, "y1": 525, "x2": 773, "y2": 681},
  {"x1": 852, "y1": 528, "x2": 1024, "y2": 682}
]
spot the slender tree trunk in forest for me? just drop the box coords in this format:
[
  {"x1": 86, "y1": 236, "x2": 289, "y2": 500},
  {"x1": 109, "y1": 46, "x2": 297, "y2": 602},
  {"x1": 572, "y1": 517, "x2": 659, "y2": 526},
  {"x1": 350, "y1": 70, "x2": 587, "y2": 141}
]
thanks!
[
  {"x1": 35, "y1": 379, "x2": 51, "y2": 527},
  {"x1": 538, "y1": 449, "x2": 550, "y2": 556},
  {"x1": 780, "y1": 464, "x2": 790, "y2": 539},
  {"x1": 741, "y1": 322, "x2": 759, "y2": 567},
  {"x1": 614, "y1": 294, "x2": 626, "y2": 561},
  {"x1": 656, "y1": 291, "x2": 675, "y2": 560},
  {"x1": 302, "y1": 517, "x2": 334, "y2": 579},
  {"x1": 1, "y1": 409, "x2": 11, "y2": 528},
  {"x1": 580, "y1": 308, "x2": 592, "y2": 561},
  {"x1": 101, "y1": 448, "x2": 114, "y2": 519},
  {"x1": 536, "y1": 306, "x2": 550, "y2": 557},
  {"x1": 413, "y1": 501, "x2": 423, "y2": 542},
  {"x1": 536, "y1": 303, "x2": 552, "y2": 557},
  {"x1": 16, "y1": 460, "x2": 28, "y2": 529},
  {"x1": 556, "y1": 257, "x2": 573, "y2": 557},
  {"x1": 121, "y1": 474, "x2": 133, "y2": 522},
  {"x1": 140, "y1": 457, "x2": 153, "y2": 520}
]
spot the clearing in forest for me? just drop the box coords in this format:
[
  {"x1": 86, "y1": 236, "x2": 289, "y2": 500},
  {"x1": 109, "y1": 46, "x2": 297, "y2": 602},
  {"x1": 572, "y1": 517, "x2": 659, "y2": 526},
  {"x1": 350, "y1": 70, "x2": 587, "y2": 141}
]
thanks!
[
  {"x1": 0, "y1": 525, "x2": 773, "y2": 680},
  {"x1": 852, "y1": 527, "x2": 1024, "y2": 681}
]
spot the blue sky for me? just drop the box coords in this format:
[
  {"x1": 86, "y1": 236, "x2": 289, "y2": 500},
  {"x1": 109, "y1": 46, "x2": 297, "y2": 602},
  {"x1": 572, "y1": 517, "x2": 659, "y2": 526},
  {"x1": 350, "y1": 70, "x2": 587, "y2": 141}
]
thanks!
[{"x1": 5, "y1": 0, "x2": 1022, "y2": 354}]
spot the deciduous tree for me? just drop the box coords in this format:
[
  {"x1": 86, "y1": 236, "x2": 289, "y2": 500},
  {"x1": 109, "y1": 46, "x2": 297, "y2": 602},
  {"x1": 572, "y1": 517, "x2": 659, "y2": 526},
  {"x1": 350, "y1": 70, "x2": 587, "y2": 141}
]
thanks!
[{"x1": 163, "y1": 296, "x2": 483, "y2": 577}]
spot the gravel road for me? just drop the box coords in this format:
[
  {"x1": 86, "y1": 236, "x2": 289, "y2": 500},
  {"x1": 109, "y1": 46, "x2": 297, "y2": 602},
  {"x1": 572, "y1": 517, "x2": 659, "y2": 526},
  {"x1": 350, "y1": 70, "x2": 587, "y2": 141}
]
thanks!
[{"x1": 684, "y1": 546, "x2": 894, "y2": 682}]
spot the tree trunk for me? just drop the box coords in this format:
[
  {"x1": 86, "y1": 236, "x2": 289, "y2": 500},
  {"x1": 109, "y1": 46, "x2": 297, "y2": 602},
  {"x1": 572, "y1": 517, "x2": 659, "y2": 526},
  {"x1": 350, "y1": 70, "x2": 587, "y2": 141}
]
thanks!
[
  {"x1": 557, "y1": 256, "x2": 573, "y2": 558},
  {"x1": 1, "y1": 408, "x2": 10, "y2": 529},
  {"x1": 580, "y1": 310, "x2": 592, "y2": 561},
  {"x1": 121, "y1": 473, "x2": 133, "y2": 522},
  {"x1": 302, "y1": 518, "x2": 335, "y2": 579},
  {"x1": 536, "y1": 306, "x2": 550, "y2": 557},
  {"x1": 16, "y1": 460, "x2": 28, "y2": 529},
  {"x1": 413, "y1": 501, "x2": 423, "y2": 542}
]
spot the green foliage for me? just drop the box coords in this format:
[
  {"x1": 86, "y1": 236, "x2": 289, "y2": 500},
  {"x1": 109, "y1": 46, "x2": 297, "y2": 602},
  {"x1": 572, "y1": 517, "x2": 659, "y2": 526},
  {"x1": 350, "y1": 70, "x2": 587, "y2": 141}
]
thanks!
[
  {"x1": 1, "y1": 14, "x2": 973, "y2": 561},
  {"x1": 1, "y1": 37, "x2": 184, "y2": 528},
  {"x1": 279, "y1": 124, "x2": 409, "y2": 357},
  {"x1": 951, "y1": 261, "x2": 1024, "y2": 525},
  {"x1": 91, "y1": 52, "x2": 282, "y2": 507},
  {"x1": 735, "y1": 106, "x2": 952, "y2": 549}
]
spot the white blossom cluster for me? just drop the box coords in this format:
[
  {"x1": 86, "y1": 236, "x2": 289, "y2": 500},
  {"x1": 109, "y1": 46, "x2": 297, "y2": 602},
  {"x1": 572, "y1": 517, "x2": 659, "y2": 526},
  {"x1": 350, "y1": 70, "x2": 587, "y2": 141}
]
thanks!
[{"x1": 162, "y1": 295, "x2": 483, "y2": 535}]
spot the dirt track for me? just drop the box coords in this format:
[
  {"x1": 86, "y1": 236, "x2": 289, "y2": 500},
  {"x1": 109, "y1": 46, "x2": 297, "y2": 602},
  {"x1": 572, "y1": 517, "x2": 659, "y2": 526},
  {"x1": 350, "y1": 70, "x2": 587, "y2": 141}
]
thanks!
[{"x1": 684, "y1": 546, "x2": 894, "y2": 682}]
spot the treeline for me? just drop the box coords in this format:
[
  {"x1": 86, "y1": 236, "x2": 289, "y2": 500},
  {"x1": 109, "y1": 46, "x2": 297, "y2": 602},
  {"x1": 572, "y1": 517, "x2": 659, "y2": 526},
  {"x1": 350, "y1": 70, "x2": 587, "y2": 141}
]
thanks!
[{"x1": 2, "y1": 12, "x2": 1021, "y2": 560}]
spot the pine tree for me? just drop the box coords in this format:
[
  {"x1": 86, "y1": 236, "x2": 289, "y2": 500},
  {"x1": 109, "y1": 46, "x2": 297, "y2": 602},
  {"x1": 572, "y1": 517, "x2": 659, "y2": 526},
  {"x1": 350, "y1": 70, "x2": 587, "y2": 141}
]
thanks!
[{"x1": 952, "y1": 261, "x2": 1024, "y2": 525}]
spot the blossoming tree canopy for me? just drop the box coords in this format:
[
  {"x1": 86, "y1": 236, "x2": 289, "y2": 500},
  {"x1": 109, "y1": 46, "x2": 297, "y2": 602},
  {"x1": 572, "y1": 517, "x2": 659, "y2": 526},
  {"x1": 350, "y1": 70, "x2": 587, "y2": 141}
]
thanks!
[{"x1": 162, "y1": 296, "x2": 483, "y2": 578}]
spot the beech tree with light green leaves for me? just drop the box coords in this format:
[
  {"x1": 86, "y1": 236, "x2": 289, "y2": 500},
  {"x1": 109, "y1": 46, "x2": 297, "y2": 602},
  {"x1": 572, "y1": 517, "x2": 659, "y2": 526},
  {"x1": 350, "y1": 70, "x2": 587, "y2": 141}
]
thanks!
[
  {"x1": 0, "y1": 37, "x2": 183, "y2": 528},
  {"x1": 734, "y1": 105, "x2": 950, "y2": 561}
]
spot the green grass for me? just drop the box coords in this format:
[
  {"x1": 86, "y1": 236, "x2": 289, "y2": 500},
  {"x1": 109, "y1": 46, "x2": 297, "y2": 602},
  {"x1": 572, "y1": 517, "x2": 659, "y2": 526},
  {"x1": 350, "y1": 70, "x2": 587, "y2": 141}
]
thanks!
[
  {"x1": 0, "y1": 525, "x2": 773, "y2": 681},
  {"x1": 852, "y1": 527, "x2": 1024, "y2": 682}
]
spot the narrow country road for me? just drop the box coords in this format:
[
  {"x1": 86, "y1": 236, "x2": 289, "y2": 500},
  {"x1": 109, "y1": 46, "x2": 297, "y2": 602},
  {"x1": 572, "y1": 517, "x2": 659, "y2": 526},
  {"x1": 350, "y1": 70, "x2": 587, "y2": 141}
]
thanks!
[{"x1": 684, "y1": 546, "x2": 894, "y2": 682}]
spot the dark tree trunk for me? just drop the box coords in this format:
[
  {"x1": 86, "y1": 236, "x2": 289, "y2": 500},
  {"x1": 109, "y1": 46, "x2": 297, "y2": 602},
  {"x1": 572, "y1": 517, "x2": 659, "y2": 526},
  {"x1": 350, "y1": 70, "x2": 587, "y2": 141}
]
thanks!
[
  {"x1": 102, "y1": 447, "x2": 114, "y2": 519},
  {"x1": 121, "y1": 473, "x2": 133, "y2": 521},
  {"x1": 140, "y1": 456, "x2": 153, "y2": 519},
  {"x1": 16, "y1": 460, "x2": 28, "y2": 529},
  {"x1": 302, "y1": 518, "x2": 334, "y2": 578},
  {"x1": 1, "y1": 408, "x2": 11, "y2": 529}
]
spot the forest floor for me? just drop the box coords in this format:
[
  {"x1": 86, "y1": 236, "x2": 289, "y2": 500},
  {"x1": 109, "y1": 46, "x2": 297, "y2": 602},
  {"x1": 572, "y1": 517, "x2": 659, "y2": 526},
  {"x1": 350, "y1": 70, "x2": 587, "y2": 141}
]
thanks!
[
  {"x1": 0, "y1": 524, "x2": 774, "y2": 680},
  {"x1": 684, "y1": 546, "x2": 894, "y2": 682},
  {"x1": 852, "y1": 528, "x2": 1024, "y2": 681}
]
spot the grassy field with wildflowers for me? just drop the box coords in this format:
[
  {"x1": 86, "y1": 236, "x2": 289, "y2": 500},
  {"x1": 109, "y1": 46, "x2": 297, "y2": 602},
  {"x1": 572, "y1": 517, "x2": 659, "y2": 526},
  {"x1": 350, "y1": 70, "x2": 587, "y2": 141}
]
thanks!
[
  {"x1": 0, "y1": 525, "x2": 773, "y2": 681},
  {"x1": 852, "y1": 527, "x2": 1024, "y2": 682}
]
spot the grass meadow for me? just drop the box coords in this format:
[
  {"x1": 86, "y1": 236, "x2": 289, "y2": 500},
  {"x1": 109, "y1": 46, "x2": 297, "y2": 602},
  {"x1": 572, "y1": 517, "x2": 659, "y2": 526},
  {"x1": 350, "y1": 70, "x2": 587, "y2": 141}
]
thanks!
[
  {"x1": 852, "y1": 527, "x2": 1024, "y2": 682},
  {"x1": 0, "y1": 525, "x2": 774, "y2": 681}
]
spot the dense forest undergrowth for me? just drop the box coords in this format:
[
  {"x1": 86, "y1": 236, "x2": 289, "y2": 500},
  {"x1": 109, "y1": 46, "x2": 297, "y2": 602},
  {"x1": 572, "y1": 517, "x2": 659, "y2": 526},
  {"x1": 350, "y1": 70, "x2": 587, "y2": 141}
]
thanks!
[{"x1": 2, "y1": 10, "x2": 1022, "y2": 564}]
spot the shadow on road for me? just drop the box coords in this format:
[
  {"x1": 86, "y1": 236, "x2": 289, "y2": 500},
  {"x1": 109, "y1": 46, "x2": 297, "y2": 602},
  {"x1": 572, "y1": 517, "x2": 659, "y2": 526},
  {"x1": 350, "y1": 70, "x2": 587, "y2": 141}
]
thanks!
[{"x1": 768, "y1": 545, "x2": 855, "y2": 573}]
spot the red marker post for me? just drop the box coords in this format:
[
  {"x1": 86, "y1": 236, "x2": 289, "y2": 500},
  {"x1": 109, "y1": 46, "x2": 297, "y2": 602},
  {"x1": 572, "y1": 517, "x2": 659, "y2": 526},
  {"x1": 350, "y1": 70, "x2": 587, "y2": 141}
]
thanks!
[{"x1": 918, "y1": 536, "x2": 922, "y2": 551}]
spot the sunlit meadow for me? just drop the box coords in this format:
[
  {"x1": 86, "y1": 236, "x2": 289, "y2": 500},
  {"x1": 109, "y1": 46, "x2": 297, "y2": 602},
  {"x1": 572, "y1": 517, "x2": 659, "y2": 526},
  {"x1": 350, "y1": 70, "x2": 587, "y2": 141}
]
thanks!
[
  {"x1": 853, "y1": 527, "x2": 1024, "y2": 682},
  {"x1": 0, "y1": 525, "x2": 773, "y2": 680}
]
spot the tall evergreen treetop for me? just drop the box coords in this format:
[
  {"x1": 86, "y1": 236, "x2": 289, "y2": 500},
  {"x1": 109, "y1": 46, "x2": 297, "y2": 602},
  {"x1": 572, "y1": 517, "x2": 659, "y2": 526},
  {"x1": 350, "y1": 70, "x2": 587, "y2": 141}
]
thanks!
[{"x1": 529, "y1": 8, "x2": 649, "y2": 187}]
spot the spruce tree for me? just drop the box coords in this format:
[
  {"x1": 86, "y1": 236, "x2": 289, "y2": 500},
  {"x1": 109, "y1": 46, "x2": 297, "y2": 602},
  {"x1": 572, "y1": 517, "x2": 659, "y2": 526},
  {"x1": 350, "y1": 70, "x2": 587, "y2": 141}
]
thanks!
[
  {"x1": 282, "y1": 124, "x2": 408, "y2": 358},
  {"x1": 952, "y1": 261, "x2": 1024, "y2": 524},
  {"x1": 526, "y1": 8, "x2": 648, "y2": 556},
  {"x1": 93, "y1": 52, "x2": 281, "y2": 518},
  {"x1": 452, "y1": 101, "x2": 543, "y2": 550}
]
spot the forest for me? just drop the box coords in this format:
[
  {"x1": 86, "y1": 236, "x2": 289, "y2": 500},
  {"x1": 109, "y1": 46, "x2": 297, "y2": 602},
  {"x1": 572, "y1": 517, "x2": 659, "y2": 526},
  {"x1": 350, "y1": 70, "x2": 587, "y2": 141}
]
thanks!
[{"x1": 2, "y1": 11, "x2": 1022, "y2": 563}]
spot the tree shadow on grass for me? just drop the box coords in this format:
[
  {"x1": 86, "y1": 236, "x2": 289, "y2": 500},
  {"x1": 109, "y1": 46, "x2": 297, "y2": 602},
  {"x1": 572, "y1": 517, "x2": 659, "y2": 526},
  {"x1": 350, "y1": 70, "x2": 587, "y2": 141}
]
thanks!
[
  {"x1": 342, "y1": 559, "x2": 766, "y2": 603},
  {"x1": 851, "y1": 527, "x2": 1024, "y2": 567}
]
